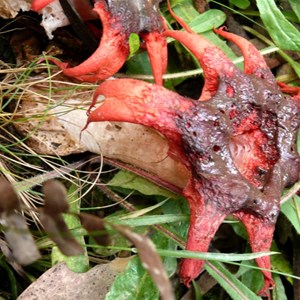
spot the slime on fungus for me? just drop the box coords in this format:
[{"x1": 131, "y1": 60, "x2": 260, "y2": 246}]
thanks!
[
  {"x1": 31, "y1": 0, "x2": 167, "y2": 85},
  {"x1": 84, "y1": 27, "x2": 300, "y2": 297}
]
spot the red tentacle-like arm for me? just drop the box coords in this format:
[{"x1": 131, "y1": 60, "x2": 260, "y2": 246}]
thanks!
[
  {"x1": 46, "y1": 1, "x2": 130, "y2": 82},
  {"x1": 214, "y1": 27, "x2": 275, "y2": 83},
  {"x1": 31, "y1": 0, "x2": 54, "y2": 11},
  {"x1": 179, "y1": 180, "x2": 227, "y2": 286},
  {"x1": 234, "y1": 211, "x2": 275, "y2": 295},
  {"x1": 164, "y1": 29, "x2": 235, "y2": 100},
  {"x1": 141, "y1": 31, "x2": 168, "y2": 86},
  {"x1": 86, "y1": 79, "x2": 193, "y2": 147}
]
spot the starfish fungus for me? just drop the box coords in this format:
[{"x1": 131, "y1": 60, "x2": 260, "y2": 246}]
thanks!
[
  {"x1": 31, "y1": 0, "x2": 167, "y2": 84},
  {"x1": 84, "y1": 25, "x2": 300, "y2": 295}
]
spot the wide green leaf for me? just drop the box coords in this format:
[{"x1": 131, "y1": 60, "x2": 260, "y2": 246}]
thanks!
[
  {"x1": 126, "y1": 51, "x2": 153, "y2": 77},
  {"x1": 289, "y1": 0, "x2": 300, "y2": 23},
  {"x1": 161, "y1": 196, "x2": 190, "y2": 241},
  {"x1": 202, "y1": 31, "x2": 237, "y2": 60},
  {"x1": 170, "y1": 0, "x2": 226, "y2": 34},
  {"x1": 240, "y1": 260, "x2": 264, "y2": 293},
  {"x1": 281, "y1": 195, "x2": 300, "y2": 234},
  {"x1": 270, "y1": 243, "x2": 293, "y2": 284},
  {"x1": 172, "y1": 0, "x2": 199, "y2": 22},
  {"x1": 105, "y1": 256, "x2": 159, "y2": 300},
  {"x1": 105, "y1": 231, "x2": 177, "y2": 300},
  {"x1": 256, "y1": 0, "x2": 300, "y2": 51},
  {"x1": 108, "y1": 170, "x2": 177, "y2": 198},
  {"x1": 128, "y1": 33, "x2": 140, "y2": 59},
  {"x1": 229, "y1": 0, "x2": 250, "y2": 9},
  {"x1": 170, "y1": 0, "x2": 235, "y2": 58},
  {"x1": 243, "y1": 25, "x2": 300, "y2": 78},
  {"x1": 188, "y1": 10, "x2": 226, "y2": 33}
]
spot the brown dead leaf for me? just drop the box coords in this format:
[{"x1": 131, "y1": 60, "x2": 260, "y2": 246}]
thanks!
[
  {"x1": 0, "y1": 178, "x2": 41, "y2": 265},
  {"x1": 0, "y1": 177, "x2": 20, "y2": 213},
  {"x1": 41, "y1": 180, "x2": 84, "y2": 256},
  {"x1": 18, "y1": 261, "x2": 121, "y2": 300},
  {"x1": 57, "y1": 107, "x2": 189, "y2": 188},
  {"x1": 36, "y1": 0, "x2": 71, "y2": 39},
  {"x1": 13, "y1": 94, "x2": 87, "y2": 156},
  {"x1": 0, "y1": 239, "x2": 26, "y2": 275},
  {"x1": 40, "y1": 212, "x2": 84, "y2": 256},
  {"x1": 43, "y1": 180, "x2": 69, "y2": 215},
  {"x1": 79, "y1": 213, "x2": 110, "y2": 246},
  {"x1": 193, "y1": 0, "x2": 208, "y2": 13}
]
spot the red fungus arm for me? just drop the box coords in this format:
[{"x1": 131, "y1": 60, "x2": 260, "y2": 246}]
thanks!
[
  {"x1": 31, "y1": 0, "x2": 55, "y2": 11},
  {"x1": 214, "y1": 27, "x2": 275, "y2": 83},
  {"x1": 85, "y1": 79, "x2": 193, "y2": 145},
  {"x1": 32, "y1": 1, "x2": 129, "y2": 82},
  {"x1": 164, "y1": 30, "x2": 235, "y2": 100},
  {"x1": 56, "y1": 1, "x2": 129, "y2": 81},
  {"x1": 141, "y1": 31, "x2": 168, "y2": 86},
  {"x1": 277, "y1": 82, "x2": 300, "y2": 104},
  {"x1": 179, "y1": 180, "x2": 227, "y2": 287},
  {"x1": 32, "y1": 0, "x2": 97, "y2": 20},
  {"x1": 234, "y1": 211, "x2": 275, "y2": 296}
]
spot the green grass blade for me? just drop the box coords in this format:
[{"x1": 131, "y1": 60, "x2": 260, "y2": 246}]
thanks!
[
  {"x1": 156, "y1": 249, "x2": 277, "y2": 262},
  {"x1": 205, "y1": 261, "x2": 261, "y2": 300},
  {"x1": 109, "y1": 214, "x2": 189, "y2": 227}
]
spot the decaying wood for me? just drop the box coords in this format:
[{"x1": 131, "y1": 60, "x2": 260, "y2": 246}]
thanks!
[
  {"x1": 0, "y1": 0, "x2": 70, "y2": 39},
  {"x1": 0, "y1": 0, "x2": 31, "y2": 19}
]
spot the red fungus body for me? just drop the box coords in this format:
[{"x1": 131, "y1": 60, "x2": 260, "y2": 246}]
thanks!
[
  {"x1": 33, "y1": 0, "x2": 300, "y2": 296},
  {"x1": 85, "y1": 28, "x2": 300, "y2": 296},
  {"x1": 31, "y1": 0, "x2": 167, "y2": 84}
]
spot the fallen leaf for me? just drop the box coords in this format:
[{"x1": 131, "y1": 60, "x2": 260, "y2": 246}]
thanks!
[
  {"x1": 18, "y1": 261, "x2": 121, "y2": 300},
  {"x1": 0, "y1": 178, "x2": 41, "y2": 265},
  {"x1": 0, "y1": 177, "x2": 21, "y2": 213},
  {"x1": 13, "y1": 91, "x2": 87, "y2": 156}
]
